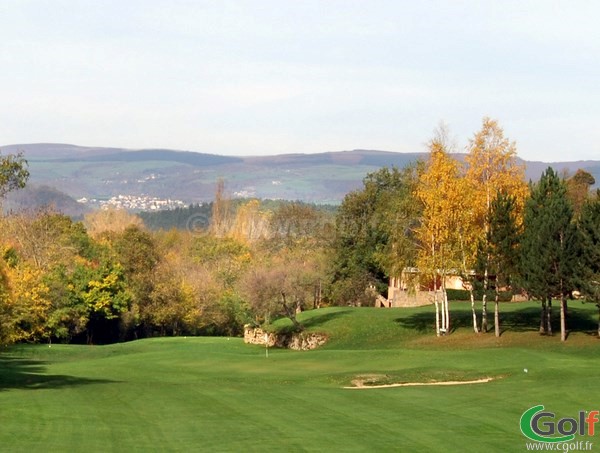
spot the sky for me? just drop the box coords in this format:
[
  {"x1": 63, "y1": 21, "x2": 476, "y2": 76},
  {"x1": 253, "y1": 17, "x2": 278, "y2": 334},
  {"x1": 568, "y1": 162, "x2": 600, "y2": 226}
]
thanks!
[{"x1": 1, "y1": 0, "x2": 599, "y2": 161}]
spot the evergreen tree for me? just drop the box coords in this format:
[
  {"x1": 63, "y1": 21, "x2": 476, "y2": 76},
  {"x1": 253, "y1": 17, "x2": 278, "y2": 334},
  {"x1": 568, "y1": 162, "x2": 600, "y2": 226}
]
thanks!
[
  {"x1": 520, "y1": 168, "x2": 579, "y2": 341},
  {"x1": 577, "y1": 191, "x2": 600, "y2": 335},
  {"x1": 484, "y1": 192, "x2": 521, "y2": 337}
]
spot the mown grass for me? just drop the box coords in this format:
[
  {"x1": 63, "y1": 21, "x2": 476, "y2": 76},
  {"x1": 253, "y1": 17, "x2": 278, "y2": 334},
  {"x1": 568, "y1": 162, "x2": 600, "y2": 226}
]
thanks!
[{"x1": 1, "y1": 301, "x2": 599, "y2": 452}]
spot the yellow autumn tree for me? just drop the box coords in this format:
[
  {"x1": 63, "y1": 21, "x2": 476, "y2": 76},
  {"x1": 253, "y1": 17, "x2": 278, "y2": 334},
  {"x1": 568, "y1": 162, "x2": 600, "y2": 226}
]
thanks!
[
  {"x1": 84, "y1": 207, "x2": 144, "y2": 240},
  {"x1": 465, "y1": 117, "x2": 528, "y2": 332},
  {"x1": 2, "y1": 261, "x2": 52, "y2": 343},
  {"x1": 210, "y1": 179, "x2": 234, "y2": 238},
  {"x1": 415, "y1": 128, "x2": 466, "y2": 336},
  {"x1": 454, "y1": 174, "x2": 480, "y2": 334},
  {"x1": 230, "y1": 199, "x2": 272, "y2": 243}
]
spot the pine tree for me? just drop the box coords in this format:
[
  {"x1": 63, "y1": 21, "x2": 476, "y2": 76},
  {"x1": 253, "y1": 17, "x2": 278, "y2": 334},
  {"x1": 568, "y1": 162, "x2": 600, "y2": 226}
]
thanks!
[
  {"x1": 485, "y1": 192, "x2": 521, "y2": 337},
  {"x1": 577, "y1": 191, "x2": 600, "y2": 335},
  {"x1": 520, "y1": 168, "x2": 578, "y2": 341}
]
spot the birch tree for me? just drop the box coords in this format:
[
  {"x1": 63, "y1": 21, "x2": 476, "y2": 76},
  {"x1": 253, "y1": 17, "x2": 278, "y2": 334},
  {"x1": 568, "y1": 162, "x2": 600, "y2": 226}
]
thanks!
[
  {"x1": 453, "y1": 175, "x2": 480, "y2": 333},
  {"x1": 415, "y1": 129, "x2": 463, "y2": 336},
  {"x1": 465, "y1": 118, "x2": 528, "y2": 332}
]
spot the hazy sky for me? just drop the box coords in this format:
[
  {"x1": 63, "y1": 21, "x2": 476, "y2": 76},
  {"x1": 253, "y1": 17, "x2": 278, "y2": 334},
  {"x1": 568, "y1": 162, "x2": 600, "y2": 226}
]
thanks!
[{"x1": 1, "y1": 0, "x2": 599, "y2": 161}]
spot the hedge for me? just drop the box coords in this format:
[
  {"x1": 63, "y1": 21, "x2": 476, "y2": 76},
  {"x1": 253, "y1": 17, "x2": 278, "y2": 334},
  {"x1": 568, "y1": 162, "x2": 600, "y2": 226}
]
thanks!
[{"x1": 445, "y1": 289, "x2": 513, "y2": 302}]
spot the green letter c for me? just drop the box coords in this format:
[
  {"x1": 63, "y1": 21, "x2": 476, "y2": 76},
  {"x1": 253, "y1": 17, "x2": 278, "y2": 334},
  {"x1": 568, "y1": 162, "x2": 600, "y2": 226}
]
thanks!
[{"x1": 520, "y1": 405, "x2": 576, "y2": 443}]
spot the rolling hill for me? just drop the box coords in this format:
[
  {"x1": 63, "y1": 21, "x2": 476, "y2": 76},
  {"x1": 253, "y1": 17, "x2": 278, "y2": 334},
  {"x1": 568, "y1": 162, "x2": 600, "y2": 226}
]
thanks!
[{"x1": 2, "y1": 143, "x2": 599, "y2": 207}]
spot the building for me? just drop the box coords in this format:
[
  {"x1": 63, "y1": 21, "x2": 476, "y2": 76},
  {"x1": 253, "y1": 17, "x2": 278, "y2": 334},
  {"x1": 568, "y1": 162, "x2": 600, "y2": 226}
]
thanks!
[{"x1": 381, "y1": 268, "x2": 471, "y2": 308}]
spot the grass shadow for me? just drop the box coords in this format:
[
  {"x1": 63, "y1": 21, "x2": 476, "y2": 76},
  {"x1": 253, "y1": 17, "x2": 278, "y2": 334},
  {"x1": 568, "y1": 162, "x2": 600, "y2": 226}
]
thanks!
[
  {"x1": 394, "y1": 306, "x2": 474, "y2": 333},
  {"x1": 500, "y1": 304, "x2": 597, "y2": 336},
  {"x1": 500, "y1": 306, "x2": 543, "y2": 334},
  {"x1": 0, "y1": 356, "x2": 118, "y2": 391},
  {"x1": 301, "y1": 309, "x2": 353, "y2": 329},
  {"x1": 395, "y1": 302, "x2": 598, "y2": 336},
  {"x1": 394, "y1": 312, "x2": 432, "y2": 333},
  {"x1": 274, "y1": 309, "x2": 353, "y2": 335}
]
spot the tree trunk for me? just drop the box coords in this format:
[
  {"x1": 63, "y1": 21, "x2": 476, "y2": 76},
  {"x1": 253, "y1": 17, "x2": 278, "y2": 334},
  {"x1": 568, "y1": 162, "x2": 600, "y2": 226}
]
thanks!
[
  {"x1": 539, "y1": 299, "x2": 547, "y2": 334},
  {"x1": 440, "y1": 290, "x2": 446, "y2": 335},
  {"x1": 437, "y1": 273, "x2": 447, "y2": 335},
  {"x1": 547, "y1": 298, "x2": 553, "y2": 336},
  {"x1": 470, "y1": 289, "x2": 479, "y2": 333},
  {"x1": 560, "y1": 295, "x2": 567, "y2": 342},
  {"x1": 281, "y1": 292, "x2": 302, "y2": 331},
  {"x1": 295, "y1": 297, "x2": 302, "y2": 315},
  {"x1": 444, "y1": 288, "x2": 450, "y2": 334},
  {"x1": 494, "y1": 290, "x2": 500, "y2": 338},
  {"x1": 314, "y1": 280, "x2": 322, "y2": 309},
  {"x1": 459, "y1": 233, "x2": 477, "y2": 334},
  {"x1": 481, "y1": 269, "x2": 489, "y2": 332},
  {"x1": 434, "y1": 289, "x2": 440, "y2": 337}
]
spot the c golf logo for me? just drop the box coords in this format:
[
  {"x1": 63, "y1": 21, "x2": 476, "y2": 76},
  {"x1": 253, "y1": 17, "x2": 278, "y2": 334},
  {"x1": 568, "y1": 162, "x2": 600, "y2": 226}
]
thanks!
[{"x1": 520, "y1": 405, "x2": 600, "y2": 443}]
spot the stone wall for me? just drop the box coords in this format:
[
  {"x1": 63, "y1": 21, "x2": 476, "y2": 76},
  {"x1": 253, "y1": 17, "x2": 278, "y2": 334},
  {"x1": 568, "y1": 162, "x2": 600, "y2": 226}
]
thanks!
[
  {"x1": 386, "y1": 287, "x2": 435, "y2": 307},
  {"x1": 391, "y1": 290, "x2": 434, "y2": 307},
  {"x1": 243, "y1": 325, "x2": 327, "y2": 351}
]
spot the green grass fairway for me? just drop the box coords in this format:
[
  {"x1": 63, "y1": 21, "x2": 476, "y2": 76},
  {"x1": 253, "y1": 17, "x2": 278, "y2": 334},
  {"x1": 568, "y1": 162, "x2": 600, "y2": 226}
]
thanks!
[{"x1": 2, "y1": 302, "x2": 599, "y2": 452}]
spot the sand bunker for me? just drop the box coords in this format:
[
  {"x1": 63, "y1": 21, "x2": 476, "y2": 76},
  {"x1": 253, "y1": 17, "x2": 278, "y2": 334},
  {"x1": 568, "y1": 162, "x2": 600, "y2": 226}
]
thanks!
[{"x1": 344, "y1": 377, "x2": 495, "y2": 389}]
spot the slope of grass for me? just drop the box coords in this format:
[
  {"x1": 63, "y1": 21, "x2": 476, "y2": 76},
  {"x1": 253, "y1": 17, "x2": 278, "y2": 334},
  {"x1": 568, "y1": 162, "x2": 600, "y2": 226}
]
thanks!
[
  {"x1": 272, "y1": 301, "x2": 599, "y2": 348},
  {"x1": 1, "y1": 302, "x2": 599, "y2": 452}
]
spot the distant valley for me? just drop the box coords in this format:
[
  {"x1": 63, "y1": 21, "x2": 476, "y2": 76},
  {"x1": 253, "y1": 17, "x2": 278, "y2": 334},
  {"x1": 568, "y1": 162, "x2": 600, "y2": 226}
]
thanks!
[{"x1": 2, "y1": 143, "x2": 599, "y2": 214}]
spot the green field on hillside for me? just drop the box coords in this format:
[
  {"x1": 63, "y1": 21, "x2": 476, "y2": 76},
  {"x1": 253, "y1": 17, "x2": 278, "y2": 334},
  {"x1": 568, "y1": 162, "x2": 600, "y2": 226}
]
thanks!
[{"x1": 1, "y1": 302, "x2": 599, "y2": 452}]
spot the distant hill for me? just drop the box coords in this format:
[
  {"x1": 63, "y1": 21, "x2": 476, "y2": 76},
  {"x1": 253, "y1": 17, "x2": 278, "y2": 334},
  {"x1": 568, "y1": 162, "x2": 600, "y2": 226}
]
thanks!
[
  {"x1": 55, "y1": 149, "x2": 242, "y2": 166},
  {"x1": 519, "y1": 159, "x2": 600, "y2": 183},
  {"x1": 4, "y1": 184, "x2": 90, "y2": 218},
  {"x1": 1, "y1": 143, "x2": 125, "y2": 159},
  {"x1": 1, "y1": 143, "x2": 598, "y2": 207},
  {"x1": 244, "y1": 150, "x2": 424, "y2": 167}
]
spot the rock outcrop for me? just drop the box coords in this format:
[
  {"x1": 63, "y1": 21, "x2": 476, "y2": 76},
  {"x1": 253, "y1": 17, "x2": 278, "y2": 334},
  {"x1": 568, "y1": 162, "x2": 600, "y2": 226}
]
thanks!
[{"x1": 243, "y1": 325, "x2": 327, "y2": 351}]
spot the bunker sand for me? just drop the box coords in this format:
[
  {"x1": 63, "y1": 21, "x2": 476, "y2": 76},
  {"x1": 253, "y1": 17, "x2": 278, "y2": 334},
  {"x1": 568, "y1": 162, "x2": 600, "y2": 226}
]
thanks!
[{"x1": 344, "y1": 377, "x2": 495, "y2": 389}]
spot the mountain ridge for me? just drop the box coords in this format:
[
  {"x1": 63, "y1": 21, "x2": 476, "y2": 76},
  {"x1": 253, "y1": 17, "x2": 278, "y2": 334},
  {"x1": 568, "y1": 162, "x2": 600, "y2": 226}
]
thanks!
[{"x1": 2, "y1": 143, "x2": 598, "y2": 206}]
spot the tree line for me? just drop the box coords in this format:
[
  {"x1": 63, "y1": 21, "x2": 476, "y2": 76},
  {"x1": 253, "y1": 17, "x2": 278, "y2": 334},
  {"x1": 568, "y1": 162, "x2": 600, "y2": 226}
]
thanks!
[
  {"x1": 0, "y1": 175, "x2": 335, "y2": 344},
  {"x1": 1, "y1": 119, "x2": 599, "y2": 345},
  {"x1": 333, "y1": 118, "x2": 600, "y2": 341}
]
